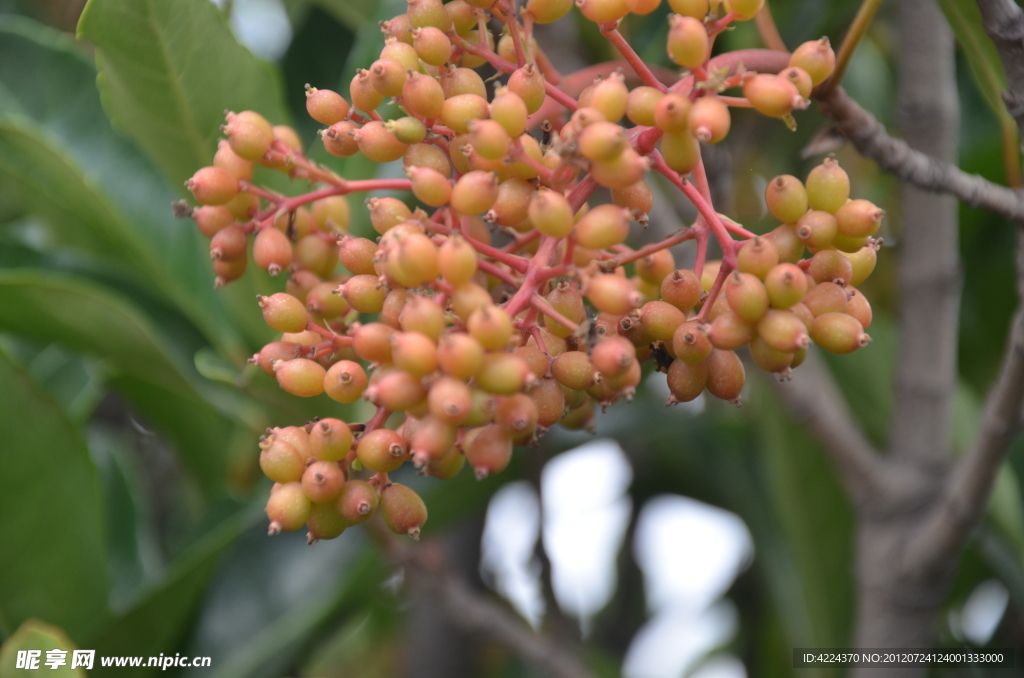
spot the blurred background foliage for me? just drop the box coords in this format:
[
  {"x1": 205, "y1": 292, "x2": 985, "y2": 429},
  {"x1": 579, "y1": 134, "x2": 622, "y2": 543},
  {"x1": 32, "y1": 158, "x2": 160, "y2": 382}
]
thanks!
[{"x1": 0, "y1": 0, "x2": 1022, "y2": 676}]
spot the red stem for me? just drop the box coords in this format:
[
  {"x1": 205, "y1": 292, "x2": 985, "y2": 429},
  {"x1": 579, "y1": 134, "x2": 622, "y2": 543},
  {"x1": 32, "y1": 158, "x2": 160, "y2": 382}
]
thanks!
[{"x1": 600, "y1": 24, "x2": 667, "y2": 92}]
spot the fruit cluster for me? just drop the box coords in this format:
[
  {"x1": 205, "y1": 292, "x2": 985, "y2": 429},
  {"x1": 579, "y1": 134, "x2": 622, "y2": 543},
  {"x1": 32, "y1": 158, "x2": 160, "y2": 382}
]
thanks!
[{"x1": 179, "y1": 0, "x2": 880, "y2": 543}]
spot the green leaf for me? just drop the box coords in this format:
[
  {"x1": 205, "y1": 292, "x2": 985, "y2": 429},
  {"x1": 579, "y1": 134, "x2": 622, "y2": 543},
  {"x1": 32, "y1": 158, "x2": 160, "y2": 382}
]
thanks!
[
  {"x1": 0, "y1": 349, "x2": 109, "y2": 643},
  {"x1": 77, "y1": 0, "x2": 290, "y2": 187},
  {"x1": 284, "y1": 0, "x2": 381, "y2": 31},
  {"x1": 0, "y1": 18, "x2": 276, "y2": 360},
  {"x1": 936, "y1": 0, "x2": 1021, "y2": 184},
  {"x1": 88, "y1": 509, "x2": 261, "y2": 678},
  {"x1": 752, "y1": 376, "x2": 855, "y2": 652},
  {"x1": 0, "y1": 271, "x2": 266, "y2": 491},
  {"x1": 0, "y1": 620, "x2": 87, "y2": 678}
]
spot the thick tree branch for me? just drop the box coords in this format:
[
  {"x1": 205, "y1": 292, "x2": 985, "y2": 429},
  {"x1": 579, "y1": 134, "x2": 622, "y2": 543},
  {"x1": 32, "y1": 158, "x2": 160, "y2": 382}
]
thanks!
[
  {"x1": 890, "y1": 0, "x2": 961, "y2": 467},
  {"x1": 975, "y1": 0, "x2": 1024, "y2": 140},
  {"x1": 389, "y1": 537, "x2": 598, "y2": 678},
  {"x1": 815, "y1": 86, "x2": 1024, "y2": 220},
  {"x1": 906, "y1": 235, "x2": 1024, "y2": 570},
  {"x1": 773, "y1": 350, "x2": 888, "y2": 507}
]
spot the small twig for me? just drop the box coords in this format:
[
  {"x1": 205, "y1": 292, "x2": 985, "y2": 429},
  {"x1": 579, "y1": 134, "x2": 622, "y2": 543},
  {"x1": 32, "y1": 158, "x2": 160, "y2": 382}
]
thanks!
[
  {"x1": 825, "y1": 0, "x2": 885, "y2": 94},
  {"x1": 755, "y1": 1, "x2": 788, "y2": 52}
]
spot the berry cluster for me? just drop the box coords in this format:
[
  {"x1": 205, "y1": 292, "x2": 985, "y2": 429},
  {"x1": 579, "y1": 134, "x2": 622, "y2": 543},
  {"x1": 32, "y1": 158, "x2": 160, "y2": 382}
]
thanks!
[{"x1": 179, "y1": 0, "x2": 879, "y2": 543}]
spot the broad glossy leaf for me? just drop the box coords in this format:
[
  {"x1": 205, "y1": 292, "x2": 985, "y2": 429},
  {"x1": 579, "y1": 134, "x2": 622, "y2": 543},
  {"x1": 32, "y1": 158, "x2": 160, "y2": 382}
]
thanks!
[
  {"x1": 88, "y1": 509, "x2": 261, "y2": 678},
  {"x1": 0, "y1": 17, "x2": 269, "y2": 357},
  {"x1": 0, "y1": 271, "x2": 265, "y2": 490},
  {"x1": 77, "y1": 0, "x2": 289, "y2": 187},
  {"x1": 0, "y1": 620, "x2": 86, "y2": 678},
  {"x1": 0, "y1": 350, "x2": 109, "y2": 643}
]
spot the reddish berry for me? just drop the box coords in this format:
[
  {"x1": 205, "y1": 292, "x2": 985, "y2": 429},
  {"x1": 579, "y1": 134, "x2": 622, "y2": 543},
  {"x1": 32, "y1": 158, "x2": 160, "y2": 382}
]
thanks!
[
  {"x1": 757, "y1": 309, "x2": 809, "y2": 352},
  {"x1": 399, "y1": 294, "x2": 446, "y2": 340},
  {"x1": 253, "y1": 228, "x2": 293, "y2": 276},
  {"x1": 790, "y1": 38, "x2": 836, "y2": 87},
  {"x1": 310, "y1": 418, "x2": 353, "y2": 462},
  {"x1": 507, "y1": 64, "x2": 546, "y2": 113},
  {"x1": 689, "y1": 96, "x2": 731, "y2": 143},
  {"x1": 661, "y1": 269, "x2": 702, "y2": 312},
  {"x1": 666, "y1": 357, "x2": 708, "y2": 404},
  {"x1": 636, "y1": 249, "x2": 676, "y2": 286},
  {"x1": 672, "y1": 320, "x2": 712, "y2": 364},
  {"x1": 835, "y1": 199, "x2": 884, "y2": 239},
  {"x1": 707, "y1": 312, "x2": 754, "y2": 350},
  {"x1": 528, "y1": 189, "x2": 575, "y2": 238},
  {"x1": 795, "y1": 210, "x2": 838, "y2": 251},
  {"x1": 305, "y1": 85, "x2": 349, "y2": 125},
  {"x1": 380, "y1": 482, "x2": 428, "y2": 539},
  {"x1": 214, "y1": 139, "x2": 254, "y2": 180},
  {"x1": 410, "y1": 416, "x2": 458, "y2": 464},
  {"x1": 437, "y1": 332, "x2": 485, "y2": 378},
  {"x1": 552, "y1": 351, "x2": 600, "y2": 391},
  {"x1": 255, "y1": 341, "x2": 299, "y2": 375},
  {"x1": 366, "y1": 369, "x2": 427, "y2": 411},
  {"x1": 737, "y1": 237, "x2": 779, "y2": 280},
  {"x1": 337, "y1": 480, "x2": 379, "y2": 525},
  {"x1": 749, "y1": 336, "x2": 793, "y2": 373},
  {"x1": 357, "y1": 428, "x2": 409, "y2": 473},
  {"x1": 706, "y1": 349, "x2": 745, "y2": 402},
  {"x1": 325, "y1": 360, "x2": 368, "y2": 403},
  {"x1": 574, "y1": 204, "x2": 631, "y2": 249},
  {"x1": 341, "y1": 275, "x2": 387, "y2": 313},
  {"x1": 210, "y1": 224, "x2": 248, "y2": 261},
  {"x1": 275, "y1": 358, "x2": 327, "y2": 397},
  {"x1": 466, "y1": 424, "x2": 514, "y2": 478},
  {"x1": 302, "y1": 461, "x2": 345, "y2": 503},
  {"x1": 845, "y1": 287, "x2": 873, "y2": 329},
  {"x1": 352, "y1": 120, "x2": 408, "y2": 163},
  {"x1": 586, "y1": 274, "x2": 644, "y2": 315},
  {"x1": 451, "y1": 171, "x2": 500, "y2": 215},
  {"x1": 224, "y1": 110, "x2": 274, "y2": 162},
  {"x1": 306, "y1": 503, "x2": 349, "y2": 542},
  {"x1": 186, "y1": 166, "x2": 239, "y2": 206},
  {"x1": 803, "y1": 281, "x2": 849, "y2": 317},
  {"x1": 807, "y1": 249, "x2": 854, "y2": 285},
  {"x1": 811, "y1": 312, "x2": 871, "y2": 354},
  {"x1": 743, "y1": 74, "x2": 802, "y2": 118}
]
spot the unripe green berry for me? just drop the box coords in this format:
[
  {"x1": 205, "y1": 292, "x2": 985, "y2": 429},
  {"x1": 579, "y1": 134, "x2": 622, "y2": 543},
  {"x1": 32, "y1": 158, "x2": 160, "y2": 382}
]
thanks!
[
  {"x1": 527, "y1": 0, "x2": 573, "y2": 22},
  {"x1": 468, "y1": 304, "x2": 514, "y2": 350},
  {"x1": 412, "y1": 26, "x2": 452, "y2": 65},
  {"x1": 725, "y1": 0, "x2": 764, "y2": 19},
  {"x1": 528, "y1": 189, "x2": 575, "y2": 238},
  {"x1": 736, "y1": 237, "x2": 779, "y2": 280},
  {"x1": 266, "y1": 483, "x2": 311, "y2": 534},
  {"x1": 441, "y1": 66, "x2": 487, "y2": 98},
  {"x1": 425, "y1": 444, "x2": 467, "y2": 479},
  {"x1": 805, "y1": 157, "x2": 850, "y2": 214},
  {"x1": 660, "y1": 131, "x2": 701, "y2": 174},
  {"x1": 577, "y1": 122, "x2": 628, "y2": 162},
  {"x1": 305, "y1": 502, "x2": 349, "y2": 542},
  {"x1": 668, "y1": 0, "x2": 708, "y2": 16},
  {"x1": 551, "y1": 351, "x2": 599, "y2": 391},
  {"x1": 790, "y1": 38, "x2": 836, "y2": 87},
  {"x1": 368, "y1": 197, "x2": 413, "y2": 235},
  {"x1": 399, "y1": 294, "x2": 446, "y2": 340},
  {"x1": 725, "y1": 271, "x2": 769, "y2": 322},
  {"x1": 223, "y1": 110, "x2": 274, "y2": 162},
  {"x1": 389, "y1": 117, "x2": 428, "y2": 145},
  {"x1": 845, "y1": 244, "x2": 878, "y2": 287},
  {"x1": 441, "y1": 93, "x2": 490, "y2": 135},
  {"x1": 589, "y1": 148, "x2": 650, "y2": 189},
  {"x1": 381, "y1": 38, "x2": 421, "y2": 70},
  {"x1": 765, "y1": 174, "x2": 809, "y2": 224},
  {"x1": 764, "y1": 262, "x2": 808, "y2": 309},
  {"x1": 638, "y1": 300, "x2": 687, "y2": 343},
  {"x1": 667, "y1": 14, "x2": 709, "y2": 69},
  {"x1": 781, "y1": 66, "x2": 813, "y2": 99},
  {"x1": 391, "y1": 332, "x2": 439, "y2": 376},
  {"x1": 407, "y1": 0, "x2": 452, "y2": 31},
  {"x1": 574, "y1": 204, "x2": 631, "y2": 249},
  {"x1": 756, "y1": 309, "x2": 809, "y2": 352},
  {"x1": 589, "y1": 73, "x2": 629, "y2": 123},
  {"x1": 476, "y1": 353, "x2": 532, "y2": 394}
]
